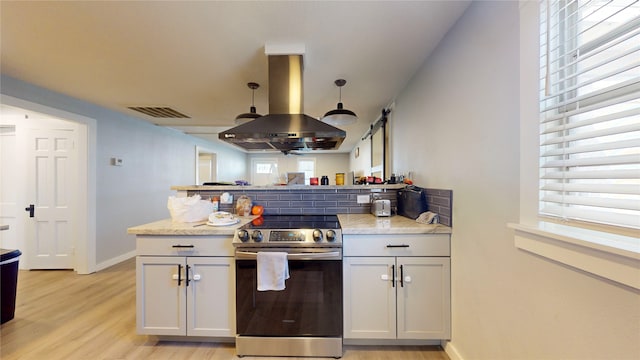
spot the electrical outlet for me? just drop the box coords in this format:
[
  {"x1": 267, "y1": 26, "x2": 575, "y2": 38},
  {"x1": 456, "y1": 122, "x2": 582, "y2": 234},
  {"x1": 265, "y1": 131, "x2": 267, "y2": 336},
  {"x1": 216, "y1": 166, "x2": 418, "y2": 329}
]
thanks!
[
  {"x1": 110, "y1": 157, "x2": 123, "y2": 166},
  {"x1": 357, "y1": 195, "x2": 370, "y2": 204}
]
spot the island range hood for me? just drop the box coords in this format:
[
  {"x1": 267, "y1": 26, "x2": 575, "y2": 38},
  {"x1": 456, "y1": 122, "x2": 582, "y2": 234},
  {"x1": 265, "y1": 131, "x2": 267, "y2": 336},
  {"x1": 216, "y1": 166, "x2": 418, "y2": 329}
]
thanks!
[{"x1": 219, "y1": 54, "x2": 346, "y2": 152}]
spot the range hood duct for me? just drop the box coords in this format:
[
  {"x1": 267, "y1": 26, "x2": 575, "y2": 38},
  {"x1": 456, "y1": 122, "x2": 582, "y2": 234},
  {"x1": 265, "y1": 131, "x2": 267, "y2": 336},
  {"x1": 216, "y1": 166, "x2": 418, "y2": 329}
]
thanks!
[{"x1": 219, "y1": 55, "x2": 346, "y2": 152}]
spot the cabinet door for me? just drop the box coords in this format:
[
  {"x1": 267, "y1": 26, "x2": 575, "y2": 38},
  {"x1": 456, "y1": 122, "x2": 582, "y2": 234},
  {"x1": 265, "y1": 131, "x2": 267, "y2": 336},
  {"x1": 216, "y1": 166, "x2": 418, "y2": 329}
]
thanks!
[
  {"x1": 397, "y1": 257, "x2": 451, "y2": 340},
  {"x1": 343, "y1": 257, "x2": 396, "y2": 339},
  {"x1": 136, "y1": 256, "x2": 186, "y2": 335},
  {"x1": 186, "y1": 257, "x2": 236, "y2": 337}
]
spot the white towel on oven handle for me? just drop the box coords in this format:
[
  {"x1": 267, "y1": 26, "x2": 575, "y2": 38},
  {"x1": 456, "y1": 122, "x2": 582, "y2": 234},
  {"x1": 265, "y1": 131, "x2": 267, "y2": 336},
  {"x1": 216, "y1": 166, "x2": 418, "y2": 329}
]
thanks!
[{"x1": 257, "y1": 251, "x2": 289, "y2": 291}]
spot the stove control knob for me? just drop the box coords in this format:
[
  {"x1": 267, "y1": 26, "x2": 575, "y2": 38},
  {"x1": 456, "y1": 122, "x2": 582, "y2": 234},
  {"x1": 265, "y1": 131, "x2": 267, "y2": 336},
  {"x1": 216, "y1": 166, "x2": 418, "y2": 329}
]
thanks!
[
  {"x1": 251, "y1": 230, "x2": 263, "y2": 242},
  {"x1": 326, "y1": 230, "x2": 337, "y2": 242},
  {"x1": 237, "y1": 229, "x2": 250, "y2": 242},
  {"x1": 312, "y1": 229, "x2": 323, "y2": 242}
]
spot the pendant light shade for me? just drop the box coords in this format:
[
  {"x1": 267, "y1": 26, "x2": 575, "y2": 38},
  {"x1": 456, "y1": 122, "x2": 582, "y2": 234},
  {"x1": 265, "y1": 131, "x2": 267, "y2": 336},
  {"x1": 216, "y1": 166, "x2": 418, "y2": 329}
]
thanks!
[
  {"x1": 235, "y1": 82, "x2": 262, "y2": 125},
  {"x1": 322, "y1": 79, "x2": 357, "y2": 126}
]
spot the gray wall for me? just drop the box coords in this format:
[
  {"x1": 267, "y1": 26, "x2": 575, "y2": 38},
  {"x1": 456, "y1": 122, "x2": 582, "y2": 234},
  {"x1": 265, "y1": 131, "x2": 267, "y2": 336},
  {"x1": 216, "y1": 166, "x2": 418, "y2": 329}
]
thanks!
[
  {"x1": 1, "y1": 75, "x2": 247, "y2": 267},
  {"x1": 391, "y1": 2, "x2": 639, "y2": 359}
]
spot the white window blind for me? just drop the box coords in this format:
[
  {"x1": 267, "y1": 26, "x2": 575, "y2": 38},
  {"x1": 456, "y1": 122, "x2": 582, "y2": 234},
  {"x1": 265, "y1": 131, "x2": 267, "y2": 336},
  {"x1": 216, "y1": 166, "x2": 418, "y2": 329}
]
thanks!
[{"x1": 539, "y1": 0, "x2": 640, "y2": 229}]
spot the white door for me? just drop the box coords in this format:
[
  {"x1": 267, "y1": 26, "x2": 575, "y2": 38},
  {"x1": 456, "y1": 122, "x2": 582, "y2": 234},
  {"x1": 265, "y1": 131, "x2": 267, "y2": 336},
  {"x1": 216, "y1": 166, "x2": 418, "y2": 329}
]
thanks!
[
  {"x1": 251, "y1": 158, "x2": 279, "y2": 185},
  {"x1": 0, "y1": 125, "x2": 21, "y2": 252},
  {"x1": 25, "y1": 125, "x2": 78, "y2": 269}
]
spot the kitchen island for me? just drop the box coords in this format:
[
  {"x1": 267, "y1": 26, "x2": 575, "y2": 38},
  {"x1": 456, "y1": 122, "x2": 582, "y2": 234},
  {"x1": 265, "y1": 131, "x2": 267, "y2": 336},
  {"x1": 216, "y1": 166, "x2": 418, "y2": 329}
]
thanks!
[{"x1": 128, "y1": 213, "x2": 451, "y2": 346}]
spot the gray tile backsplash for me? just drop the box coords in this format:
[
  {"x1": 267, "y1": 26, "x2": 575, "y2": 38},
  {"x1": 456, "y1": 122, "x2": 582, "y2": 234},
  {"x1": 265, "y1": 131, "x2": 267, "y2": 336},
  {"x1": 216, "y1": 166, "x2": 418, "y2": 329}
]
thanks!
[{"x1": 187, "y1": 186, "x2": 452, "y2": 226}]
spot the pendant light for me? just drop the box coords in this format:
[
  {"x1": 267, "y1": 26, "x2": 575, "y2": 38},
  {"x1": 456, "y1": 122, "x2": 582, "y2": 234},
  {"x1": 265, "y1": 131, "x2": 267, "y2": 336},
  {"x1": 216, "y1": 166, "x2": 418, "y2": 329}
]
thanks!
[
  {"x1": 322, "y1": 79, "x2": 357, "y2": 126},
  {"x1": 235, "y1": 82, "x2": 262, "y2": 125}
]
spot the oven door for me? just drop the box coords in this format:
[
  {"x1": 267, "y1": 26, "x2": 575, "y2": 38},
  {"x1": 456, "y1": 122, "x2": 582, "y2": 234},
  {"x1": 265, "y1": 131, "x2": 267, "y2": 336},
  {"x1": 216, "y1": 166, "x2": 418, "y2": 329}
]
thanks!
[{"x1": 235, "y1": 248, "x2": 342, "y2": 337}]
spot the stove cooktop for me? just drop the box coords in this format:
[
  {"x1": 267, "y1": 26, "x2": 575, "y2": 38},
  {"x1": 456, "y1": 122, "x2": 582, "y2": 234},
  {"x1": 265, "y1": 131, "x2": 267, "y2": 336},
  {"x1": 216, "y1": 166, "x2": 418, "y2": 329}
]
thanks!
[
  {"x1": 233, "y1": 215, "x2": 342, "y2": 247},
  {"x1": 241, "y1": 215, "x2": 340, "y2": 230}
]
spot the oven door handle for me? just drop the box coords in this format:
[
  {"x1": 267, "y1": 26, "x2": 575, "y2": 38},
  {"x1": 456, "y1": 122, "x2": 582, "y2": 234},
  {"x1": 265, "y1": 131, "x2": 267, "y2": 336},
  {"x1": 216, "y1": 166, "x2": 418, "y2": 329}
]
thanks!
[{"x1": 235, "y1": 251, "x2": 341, "y2": 260}]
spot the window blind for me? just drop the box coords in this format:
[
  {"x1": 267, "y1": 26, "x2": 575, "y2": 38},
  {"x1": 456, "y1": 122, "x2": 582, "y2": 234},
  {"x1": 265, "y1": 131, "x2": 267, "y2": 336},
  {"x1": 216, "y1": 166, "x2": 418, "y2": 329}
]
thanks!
[{"x1": 539, "y1": 0, "x2": 640, "y2": 229}]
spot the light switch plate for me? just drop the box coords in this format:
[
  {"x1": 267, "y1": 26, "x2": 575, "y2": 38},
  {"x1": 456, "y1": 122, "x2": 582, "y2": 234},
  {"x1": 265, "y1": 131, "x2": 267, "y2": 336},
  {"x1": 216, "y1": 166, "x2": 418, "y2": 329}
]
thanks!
[{"x1": 220, "y1": 192, "x2": 233, "y2": 204}]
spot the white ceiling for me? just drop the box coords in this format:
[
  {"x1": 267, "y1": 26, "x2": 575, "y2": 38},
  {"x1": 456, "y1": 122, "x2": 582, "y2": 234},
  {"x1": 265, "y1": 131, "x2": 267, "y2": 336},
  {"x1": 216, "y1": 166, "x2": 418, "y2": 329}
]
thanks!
[{"x1": 1, "y1": 1, "x2": 470, "y2": 152}]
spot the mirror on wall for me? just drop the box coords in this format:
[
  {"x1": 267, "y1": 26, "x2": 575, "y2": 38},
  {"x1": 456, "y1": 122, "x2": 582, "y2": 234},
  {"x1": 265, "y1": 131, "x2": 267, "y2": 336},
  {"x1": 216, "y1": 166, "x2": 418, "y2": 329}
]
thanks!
[
  {"x1": 195, "y1": 146, "x2": 217, "y2": 185},
  {"x1": 371, "y1": 127, "x2": 384, "y2": 178},
  {"x1": 370, "y1": 109, "x2": 389, "y2": 180}
]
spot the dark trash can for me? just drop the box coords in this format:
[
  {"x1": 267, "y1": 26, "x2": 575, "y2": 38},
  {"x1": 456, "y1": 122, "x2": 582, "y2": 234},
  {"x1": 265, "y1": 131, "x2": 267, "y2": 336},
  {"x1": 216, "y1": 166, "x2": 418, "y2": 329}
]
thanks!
[{"x1": 1, "y1": 249, "x2": 21, "y2": 324}]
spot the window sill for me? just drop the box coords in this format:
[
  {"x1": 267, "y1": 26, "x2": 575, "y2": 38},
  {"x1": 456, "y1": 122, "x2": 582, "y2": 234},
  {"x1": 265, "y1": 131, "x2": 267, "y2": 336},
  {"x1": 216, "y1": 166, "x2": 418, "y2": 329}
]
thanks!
[{"x1": 508, "y1": 222, "x2": 640, "y2": 290}]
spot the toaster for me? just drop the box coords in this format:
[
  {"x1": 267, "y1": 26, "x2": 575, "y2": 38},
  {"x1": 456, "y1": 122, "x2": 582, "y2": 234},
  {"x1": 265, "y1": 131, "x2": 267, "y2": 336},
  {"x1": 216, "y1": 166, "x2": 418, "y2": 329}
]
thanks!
[{"x1": 371, "y1": 199, "x2": 391, "y2": 217}]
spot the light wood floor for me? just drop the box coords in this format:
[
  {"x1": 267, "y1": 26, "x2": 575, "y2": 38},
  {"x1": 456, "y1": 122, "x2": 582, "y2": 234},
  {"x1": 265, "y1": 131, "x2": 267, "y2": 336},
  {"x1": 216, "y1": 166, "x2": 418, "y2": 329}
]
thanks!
[{"x1": 0, "y1": 258, "x2": 449, "y2": 360}]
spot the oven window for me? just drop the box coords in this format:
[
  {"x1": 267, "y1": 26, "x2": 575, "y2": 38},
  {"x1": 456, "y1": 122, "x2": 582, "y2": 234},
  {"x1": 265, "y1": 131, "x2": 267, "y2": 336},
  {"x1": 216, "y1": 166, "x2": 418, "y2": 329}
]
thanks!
[{"x1": 236, "y1": 259, "x2": 342, "y2": 337}]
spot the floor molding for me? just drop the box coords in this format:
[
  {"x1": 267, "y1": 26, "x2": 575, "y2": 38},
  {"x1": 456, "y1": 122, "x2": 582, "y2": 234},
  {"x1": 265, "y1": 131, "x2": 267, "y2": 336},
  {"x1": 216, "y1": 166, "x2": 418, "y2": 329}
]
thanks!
[
  {"x1": 443, "y1": 340, "x2": 464, "y2": 360},
  {"x1": 95, "y1": 250, "x2": 136, "y2": 272}
]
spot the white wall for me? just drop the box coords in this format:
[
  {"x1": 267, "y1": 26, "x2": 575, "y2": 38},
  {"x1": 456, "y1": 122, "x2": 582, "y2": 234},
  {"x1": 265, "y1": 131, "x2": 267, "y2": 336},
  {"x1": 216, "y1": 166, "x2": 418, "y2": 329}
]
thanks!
[
  {"x1": 391, "y1": 2, "x2": 639, "y2": 359},
  {"x1": 349, "y1": 137, "x2": 371, "y2": 180},
  {"x1": 1, "y1": 75, "x2": 247, "y2": 267},
  {"x1": 248, "y1": 152, "x2": 349, "y2": 185}
]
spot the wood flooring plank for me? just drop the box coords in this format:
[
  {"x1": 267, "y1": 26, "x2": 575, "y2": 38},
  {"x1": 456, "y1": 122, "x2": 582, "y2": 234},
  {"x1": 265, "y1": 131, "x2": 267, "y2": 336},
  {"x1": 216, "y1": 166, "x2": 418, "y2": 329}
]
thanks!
[{"x1": 0, "y1": 258, "x2": 449, "y2": 360}]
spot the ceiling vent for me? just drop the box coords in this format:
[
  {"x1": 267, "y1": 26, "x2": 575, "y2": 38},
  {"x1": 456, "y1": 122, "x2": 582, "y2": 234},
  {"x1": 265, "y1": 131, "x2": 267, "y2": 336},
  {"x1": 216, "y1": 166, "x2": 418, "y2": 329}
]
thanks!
[{"x1": 128, "y1": 106, "x2": 190, "y2": 118}]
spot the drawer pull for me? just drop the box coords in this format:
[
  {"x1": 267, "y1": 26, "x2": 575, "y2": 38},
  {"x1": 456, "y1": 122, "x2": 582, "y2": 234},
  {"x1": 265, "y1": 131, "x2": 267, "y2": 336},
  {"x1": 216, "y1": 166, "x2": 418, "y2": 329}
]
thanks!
[
  {"x1": 172, "y1": 244, "x2": 195, "y2": 248},
  {"x1": 386, "y1": 244, "x2": 410, "y2": 248}
]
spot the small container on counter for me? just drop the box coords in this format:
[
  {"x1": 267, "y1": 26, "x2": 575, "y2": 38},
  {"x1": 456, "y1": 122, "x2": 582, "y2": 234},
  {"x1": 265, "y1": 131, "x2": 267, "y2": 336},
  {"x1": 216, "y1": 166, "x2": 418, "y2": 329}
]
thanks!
[
  {"x1": 235, "y1": 195, "x2": 252, "y2": 216},
  {"x1": 310, "y1": 177, "x2": 319, "y2": 185},
  {"x1": 211, "y1": 196, "x2": 219, "y2": 211},
  {"x1": 321, "y1": 176, "x2": 329, "y2": 185},
  {"x1": 336, "y1": 173, "x2": 345, "y2": 185}
]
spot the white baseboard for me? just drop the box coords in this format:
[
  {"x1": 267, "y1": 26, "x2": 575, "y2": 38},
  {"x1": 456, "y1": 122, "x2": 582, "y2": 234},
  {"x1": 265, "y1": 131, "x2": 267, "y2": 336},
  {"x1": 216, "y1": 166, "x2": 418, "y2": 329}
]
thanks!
[
  {"x1": 443, "y1": 340, "x2": 464, "y2": 360},
  {"x1": 95, "y1": 250, "x2": 136, "y2": 272},
  {"x1": 344, "y1": 339, "x2": 441, "y2": 346}
]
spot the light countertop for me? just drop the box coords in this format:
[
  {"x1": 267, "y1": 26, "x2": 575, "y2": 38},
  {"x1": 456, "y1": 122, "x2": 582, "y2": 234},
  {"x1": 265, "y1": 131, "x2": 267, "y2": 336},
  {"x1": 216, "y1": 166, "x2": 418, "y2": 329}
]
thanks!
[
  {"x1": 338, "y1": 214, "x2": 451, "y2": 235},
  {"x1": 127, "y1": 216, "x2": 258, "y2": 236},
  {"x1": 128, "y1": 214, "x2": 451, "y2": 236}
]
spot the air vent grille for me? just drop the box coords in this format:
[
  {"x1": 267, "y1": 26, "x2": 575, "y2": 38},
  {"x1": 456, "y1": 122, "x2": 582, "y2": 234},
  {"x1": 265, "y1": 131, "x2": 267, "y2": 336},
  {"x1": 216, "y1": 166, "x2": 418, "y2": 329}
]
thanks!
[{"x1": 128, "y1": 107, "x2": 190, "y2": 118}]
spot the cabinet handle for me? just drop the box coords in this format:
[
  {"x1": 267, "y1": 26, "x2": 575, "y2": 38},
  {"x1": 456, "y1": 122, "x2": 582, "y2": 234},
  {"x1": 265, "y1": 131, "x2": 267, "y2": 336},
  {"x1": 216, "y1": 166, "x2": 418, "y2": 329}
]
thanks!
[
  {"x1": 172, "y1": 244, "x2": 195, "y2": 248},
  {"x1": 391, "y1": 264, "x2": 395, "y2": 288},
  {"x1": 177, "y1": 264, "x2": 182, "y2": 286},
  {"x1": 386, "y1": 244, "x2": 410, "y2": 248},
  {"x1": 400, "y1": 264, "x2": 404, "y2": 287},
  {"x1": 185, "y1": 265, "x2": 190, "y2": 287}
]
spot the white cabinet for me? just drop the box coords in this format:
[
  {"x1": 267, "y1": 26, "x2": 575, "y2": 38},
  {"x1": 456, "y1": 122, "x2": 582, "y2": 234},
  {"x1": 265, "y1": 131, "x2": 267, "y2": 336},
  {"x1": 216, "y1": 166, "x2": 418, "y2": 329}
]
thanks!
[
  {"x1": 135, "y1": 236, "x2": 235, "y2": 337},
  {"x1": 343, "y1": 234, "x2": 451, "y2": 340}
]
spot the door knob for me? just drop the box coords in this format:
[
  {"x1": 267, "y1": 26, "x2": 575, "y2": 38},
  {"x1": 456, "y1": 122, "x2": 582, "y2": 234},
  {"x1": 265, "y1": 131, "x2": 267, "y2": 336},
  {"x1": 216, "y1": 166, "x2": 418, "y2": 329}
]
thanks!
[{"x1": 25, "y1": 204, "x2": 35, "y2": 218}]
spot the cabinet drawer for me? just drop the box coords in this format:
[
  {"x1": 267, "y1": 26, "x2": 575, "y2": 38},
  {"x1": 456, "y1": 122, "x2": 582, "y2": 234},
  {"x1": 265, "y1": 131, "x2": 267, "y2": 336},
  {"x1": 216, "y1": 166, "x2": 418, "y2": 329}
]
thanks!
[
  {"x1": 343, "y1": 234, "x2": 450, "y2": 257},
  {"x1": 136, "y1": 236, "x2": 234, "y2": 256}
]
